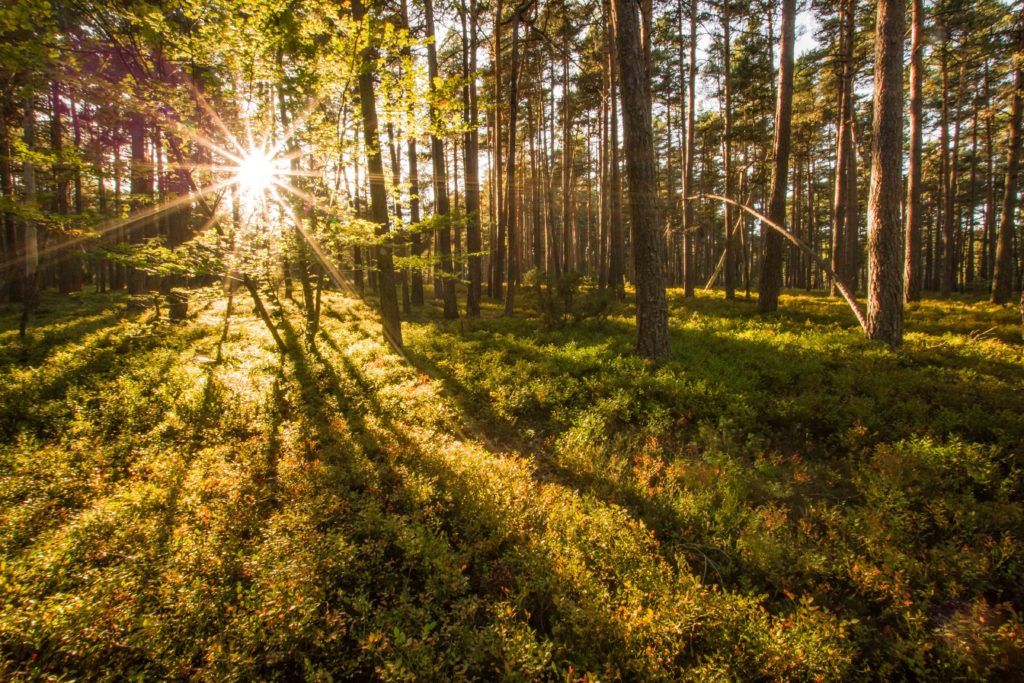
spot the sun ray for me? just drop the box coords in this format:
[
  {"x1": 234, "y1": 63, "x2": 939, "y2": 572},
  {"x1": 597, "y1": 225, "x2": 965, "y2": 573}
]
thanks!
[{"x1": 0, "y1": 178, "x2": 233, "y2": 275}]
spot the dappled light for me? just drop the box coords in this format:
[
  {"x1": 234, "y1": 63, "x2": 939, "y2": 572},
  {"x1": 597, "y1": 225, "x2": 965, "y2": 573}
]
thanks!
[{"x1": 2, "y1": 0, "x2": 1023, "y2": 678}]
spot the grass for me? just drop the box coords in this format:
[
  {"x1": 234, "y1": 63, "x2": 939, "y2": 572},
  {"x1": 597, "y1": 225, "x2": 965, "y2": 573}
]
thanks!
[{"x1": 0, "y1": 285, "x2": 1021, "y2": 680}]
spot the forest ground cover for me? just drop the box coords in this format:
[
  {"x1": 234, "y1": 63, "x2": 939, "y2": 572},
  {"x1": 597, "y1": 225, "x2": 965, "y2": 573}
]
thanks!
[{"x1": 0, "y1": 287, "x2": 1022, "y2": 680}]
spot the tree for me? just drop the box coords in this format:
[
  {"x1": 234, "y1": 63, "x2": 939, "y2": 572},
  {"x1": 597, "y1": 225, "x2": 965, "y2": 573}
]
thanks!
[
  {"x1": 865, "y1": 0, "x2": 905, "y2": 346},
  {"x1": 682, "y1": 0, "x2": 697, "y2": 298},
  {"x1": 353, "y1": 0, "x2": 403, "y2": 348},
  {"x1": 612, "y1": 0, "x2": 670, "y2": 359},
  {"x1": 503, "y1": 4, "x2": 524, "y2": 315},
  {"x1": 991, "y1": 12, "x2": 1023, "y2": 304},
  {"x1": 905, "y1": 0, "x2": 925, "y2": 302},
  {"x1": 463, "y1": 0, "x2": 483, "y2": 316},
  {"x1": 424, "y1": 0, "x2": 459, "y2": 318},
  {"x1": 757, "y1": 0, "x2": 795, "y2": 313}
]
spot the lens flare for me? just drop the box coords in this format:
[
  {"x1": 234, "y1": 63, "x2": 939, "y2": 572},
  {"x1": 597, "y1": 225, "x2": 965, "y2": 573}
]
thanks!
[{"x1": 234, "y1": 149, "x2": 281, "y2": 196}]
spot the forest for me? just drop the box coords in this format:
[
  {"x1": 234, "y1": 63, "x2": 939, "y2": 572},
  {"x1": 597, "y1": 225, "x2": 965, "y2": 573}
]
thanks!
[{"x1": 1, "y1": 0, "x2": 1023, "y2": 678}]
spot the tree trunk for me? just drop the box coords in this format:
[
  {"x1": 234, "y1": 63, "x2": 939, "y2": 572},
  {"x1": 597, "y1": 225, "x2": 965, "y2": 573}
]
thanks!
[
  {"x1": 503, "y1": 9, "x2": 522, "y2": 315},
  {"x1": 608, "y1": 32, "x2": 624, "y2": 296},
  {"x1": 757, "y1": 0, "x2": 795, "y2": 313},
  {"x1": 682, "y1": 0, "x2": 697, "y2": 297},
  {"x1": 722, "y1": 0, "x2": 736, "y2": 300},
  {"x1": 831, "y1": 0, "x2": 853, "y2": 297},
  {"x1": 464, "y1": 0, "x2": 482, "y2": 316},
  {"x1": 613, "y1": 0, "x2": 670, "y2": 359},
  {"x1": 992, "y1": 17, "x2": 1023, "y2": 304},
  {"x1": 491, "y1": 0, "x2": 504, "y2": 298},
  {"x1": 424, "y1": 0, "x2": 459, "y2": 318},
  {"x1": 353, "y1": 0, "x2": 403, "y2": 347},
  {"x1": 561, "y1": 53, "x2": 574, "y2": 275},
  {"x1": 19, "y1": 95, "x2": 39, "y2": 338},
  {"x1": 942, "y1": 61, "x2": 967, "y2": 296},
  {"x1": 904, "y1": 0, "x2": 924, "y2": 301},
  {"x1": 865, "y1": 0, "x2": 905, "y2": 346},
  {"x1": 128, "y1": 112, "x2": 151, "y2": 295}
]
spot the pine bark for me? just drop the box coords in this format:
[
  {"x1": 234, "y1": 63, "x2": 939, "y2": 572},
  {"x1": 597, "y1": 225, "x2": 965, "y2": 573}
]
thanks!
[
  {"x1": 758, "y1": 0, "x2": 795, "y2": 313},
  {"x1": 464, "y1": 0, "x2": 482, "y2": 316},
  {"x1": 613, "y1": 0, "x2": 671, "y2": 359},
  {"x1": 353, "y1": 0, "x2": 403, "y2": 347},
  {"x1": 904, "y1": 0, "x2": 924, "y2": 301},
  {"x1": 865, "y1": 0, "x2": 905, "y2": 346},
  {"x1": 424, "y1": 0, "x2": 459, "y2": 317},
  {"x1": 503, "y1": 9, "x2": 522, "y2": 315},
  {"x1": 992, "y1": 18, "x2": 1023, "y2": 304},
  {"x1": 682, "y1": 0, "x2": 697, "y2": 297}
]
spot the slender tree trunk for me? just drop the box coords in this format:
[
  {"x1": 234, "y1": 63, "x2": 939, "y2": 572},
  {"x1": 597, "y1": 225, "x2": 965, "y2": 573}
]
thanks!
[
  {"x1": 128, "y1": 112, "x2": 151, "y2": 295},
  {"x1": 722, "y1": 0, "x2": 736, "y2": 300},
  {"x1": 424, "y1": 0, "x2": 458, "y2": 317},
  {"x1": 831, "y1": 0, "x2": 853, "y2": 297},
  {"x1": 51, "y1": 82, "x2": 72, "y2": 295},
  {"x1": 464, "y1": 0, "x2": 482, "y2": 315},
  {"x1": 0, "y1": 92, "x2": 16, "y2": 303},
  {"x1": 905, "y1": 0, "x2": 924, "y2": 301},
  {"x1": 943, "y1": 61, "x2": 966, "y2": 296},
  {"x1": 608, "y1": 31, "x2": 624, "y2": 295},
  {"x1": 937, "y1": 33, "x2": 951, "y2": 293},
  {"x1": 561, "y1": 52, "x2": 574, "y2": 275},
  {"x1": 19, "y1": 95, "x2": 38, "y2": 338},
  {"x1": 492, "y1": 0, "x2": 504, "y2": 298},
  {"x1": 353, "y1": 0, "x2": 403, "y2": 347},
  {"x1": 682, "y1": 0, "x2": 697, "y2": 297},
  {"x1": 865, "y1": 0, "x2": 905, "y2": 346},
  {"x1": 992, "y1": 21, "x2": 1023, "y2": 303},
  {"x1": 983, "y1": 63, "x2": 996, "y2": 281},
  {"x1": 503, "y1": 9, "x2": 523, "y2": 315},
  {"x1": 967, "y1": 109, "x2": 979, "y2": 288},
  {"x1": 613, "y1": 0, "x2": 671, "y2": 359},
  {"x1": 758, "y1": 0, "x2": 795, "y2": 313}
]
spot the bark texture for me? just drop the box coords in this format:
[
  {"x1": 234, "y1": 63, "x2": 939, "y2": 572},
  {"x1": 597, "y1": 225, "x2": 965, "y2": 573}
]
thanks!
[
  {"x1": 758, "y1": 0, "x2": 795, "y2": 313},
  {"x1": 612, "y1": 0, "x2": 670, "y2": 359},
  {"x1": 865, "y1": 0, "x2": 905, "y2": 346}
]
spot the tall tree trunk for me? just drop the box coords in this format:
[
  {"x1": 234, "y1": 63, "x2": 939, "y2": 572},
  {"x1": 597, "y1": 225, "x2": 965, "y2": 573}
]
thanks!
[
  {"x1": 982, "y1": 62, "x2": 996, "y2": 281},
  {"x1": 424, "y1": 0, "x2": 459, "y2": 317},
  {"x1": 613, "y1": 0, "x2": 670, "y2": 359},
  {"x1": 400, "y1": 0, "x2": 424, "y2": 306},
  {"x1": 19, "y1": 95, "x2": 39, "y2": 338},
  {"x1": 722, "y1": 0, "x2": 736, "y2": 300},
  {"x1": 992, "y1": 18, "x2": 1023, "y2": 304},
  {"x1": 865, "y1": 0, "x2": 905, "y2": 346},
  {"x1": 561, "y1": 52, "x2": 574, "y2": 275},
  {"x1": 682, "y1": 0, "x2": 697, "y2": 297},
  {"x1": 51, "y1": 82, "x2": 73, "y2": 295},
  {"x1": 967, "y1": 110, "x2": 978, "y2": 288},
  {"x1": 904, "y1": 0, "x2": 924, "y2": 301},
  {"x1": 0, "y1": 92, "x2": 16, "y2": 303},
  {"x1": 757, "y1": 0, "x2": 795, "y2": 313},
  {"x1": 831, "y1": 0, "x2": 853, "y2": 297},
  {"x1": 464, "y1": 0, "x2": 482, "y2": 315},
  {"x1": 608, "y1": 30, "x2": 624, "y2": 295},
  {"x1": 128, "y1": 112, "x2": 151, "y2": 295},
  {"x1": 491, "y1": 0, "x2": 504, "y2": 298},
  {"x1": 503, "y1": 9, "x2": 522, "y2": 315},
  {"x1": 353, "y1": 0, "x2": 403, "y2": 347},
  {"x1": 942, "y1": 61, "x2": 966, "y2": 296},
  {"x1": 937, "y1": 32, "x2": 950, "y2": 293}
]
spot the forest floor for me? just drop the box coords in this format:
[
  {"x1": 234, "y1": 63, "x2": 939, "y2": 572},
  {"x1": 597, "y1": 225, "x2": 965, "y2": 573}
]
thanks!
[{"x1": 1, "y1": 285, "x2": 1022, "y2": 681}]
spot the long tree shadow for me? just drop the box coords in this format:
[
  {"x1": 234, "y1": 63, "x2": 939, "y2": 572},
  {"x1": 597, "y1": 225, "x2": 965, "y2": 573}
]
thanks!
[
  {"x1": 298, "y1": 308, "x2": 715, "y2": 679},
  {"x1": 400, "y1": 305, "x2": 1024, "y2": 609}
]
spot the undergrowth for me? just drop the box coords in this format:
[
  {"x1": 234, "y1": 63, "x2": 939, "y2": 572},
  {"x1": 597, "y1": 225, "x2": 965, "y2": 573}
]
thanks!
[{"x1": 0, "y1": 286, "x2": 1020, "y2": 680}]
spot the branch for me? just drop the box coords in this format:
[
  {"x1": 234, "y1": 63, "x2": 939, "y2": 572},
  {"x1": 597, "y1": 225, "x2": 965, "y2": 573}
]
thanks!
[{"x1": 687, "y1": 193, "x2": 868, "y2": 332}]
